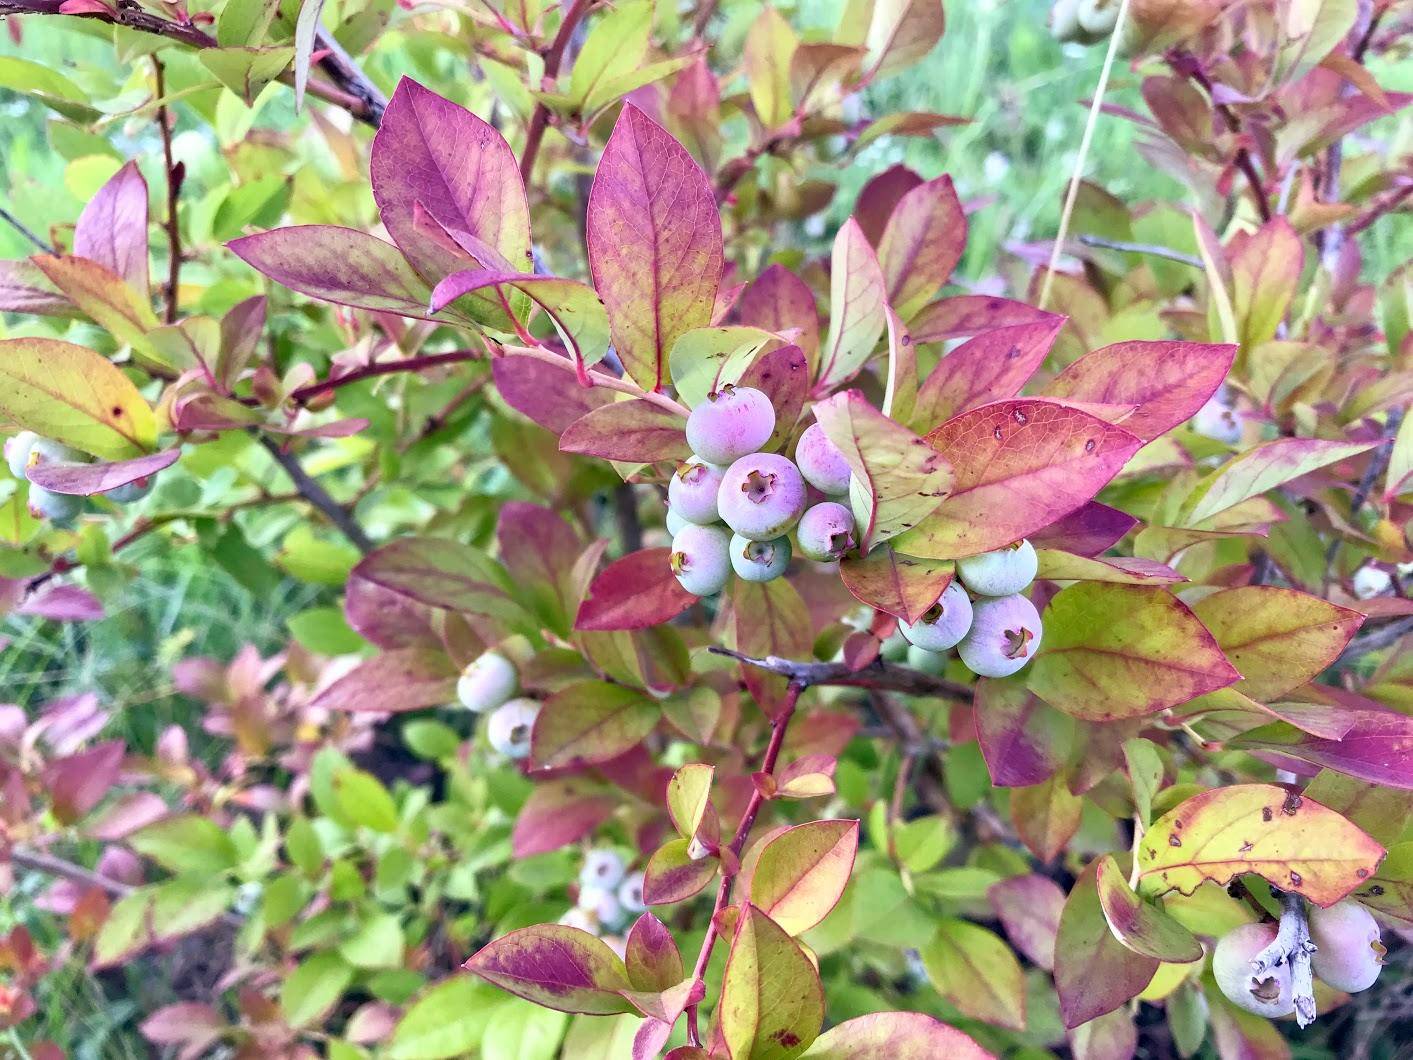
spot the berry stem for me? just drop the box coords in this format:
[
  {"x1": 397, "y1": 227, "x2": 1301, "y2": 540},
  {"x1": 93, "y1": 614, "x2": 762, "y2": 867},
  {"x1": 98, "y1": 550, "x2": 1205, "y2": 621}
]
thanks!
[
  {"x1": 1249, "y1": 890, "x2": 1318, "y2": 1028},
  {"x1": 504, "y1": 342, "x2": 691, "y2": 417}
]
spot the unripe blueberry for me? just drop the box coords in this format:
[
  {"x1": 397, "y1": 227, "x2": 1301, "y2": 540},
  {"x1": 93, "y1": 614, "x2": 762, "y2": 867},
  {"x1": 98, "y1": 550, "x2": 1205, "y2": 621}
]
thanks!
[
  {"x1": 795, "y1": 423, "x2": 851, "y2": 496},
  {"x1": 580, "y1": 849, "x2": 627, "y2": 890},
  {"x1": 730, "y1": 533, "x2": 791, "y2": 582},
  {"x1": 486, "y1": 697, "x2": 540, "y2": 759},
  {"x1": 1309, "y1": 901, "x2": 1385, "y2": 993},
  {"x1": 1213, "y1": 922, "x2": 1295, "y2": 1017},
  {"x1": 670, "y1": 524, "x2": 731, "y2": 596},
  {"x1": 1076, "y1": 0, "x2": 1119, "y2": 36},
  {"x1": 906, "y1": 644, "x2": 948, "y2": 675},
  {"x1": 577, "y1": 884, "x2": 624, "y2": 927},
  {"x1": 4, "y1": 432, "x2": 39, "y2": 479},
  {"x1": 106, "y1": 476, "x2": 153, "y2": 503},
  {"x1": 1050, "y1": 0, "x2": 1082, "y2": 41},
  {"x1": 1193, "y1": 395, "x2": 1242, "y2": 444},
  {"x1": 27, "y1": 485, "x2": 82, "y2": 525},
  {"x1": 957, "y1": 593, "x2": 1043, "y2": 678},
  {"x1": 899, "y1": 582, "x2": 974, "y2": 653},
  {"x1": 957, "y1": 539, "x2": 1038, "y2": 597},
  {"x1": 667, "y1": 456, "x2": 725, "y2": 526},
  {"x1": 685, "y1": 385, "x2": 776, "y2": 466},
  {"x1": 457, "y1": 650, "x2": 518, "y2": 714},
  {"x1": 559, "y1": 907, "x2": 597, "y2": 933},
  {"x1": 665, "y1": 507, "x2": 691, "y2": 537},
  {"x1": 718, "y1": 453, "x2": 806, "y2": 541},
  {"x1": 617, "y1": 870, "x2": 647, "y2": 914},
  {"x1": 796, "y1": 502, "x2": 856, "y2": 562}
]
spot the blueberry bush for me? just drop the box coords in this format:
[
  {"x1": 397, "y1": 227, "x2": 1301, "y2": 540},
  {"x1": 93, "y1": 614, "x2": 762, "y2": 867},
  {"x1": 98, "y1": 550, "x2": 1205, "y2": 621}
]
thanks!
[{"x1": 1, "y1": 0, "x2": 1412, "y2": 1057}]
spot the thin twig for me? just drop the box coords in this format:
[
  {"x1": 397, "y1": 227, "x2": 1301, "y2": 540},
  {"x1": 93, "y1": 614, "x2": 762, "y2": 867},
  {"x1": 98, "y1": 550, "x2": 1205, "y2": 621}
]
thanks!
[
  {"x1": 502, "y1": 342, "x2": 692, "y2": 417},
  {"x1": 153, "y1": 57, "x2": 182, "y2": 324},
  {"x1": 258, "y1": 436, "x2": 374, "y2": 553},
  {"x1": 288, "y1": 349, "x2": 483, "y2": 405},
  {"x1": 519, "y1": 0, "x2": 594, "y2": 184},
  {"x1": 1077, "y1": 234, "x2": 1202, "y2": 268},
  {"x1": 313, "y1": 28, "x2": 387, "y2": 126},
  {"x1": 1335, "y1": 615, "x2": 1413, "y2": 668},
  {"x1": 1182, "y1": 62, "x2": 1272, "y2": 223},
  {"x1": 0, "y1": 204, "x2": 54, "y2": 253},
  {"x1": 684, "y1": 680, "x2": 805, "y2": 1046},
  {"x1": 1324, "y1": 406, "x2": 1405, "y2": 571},
  {"x1": 1039, "y1": 0, "x2": 1133, "y2": 309},
  {"x1": 707, "y1": 646, "x2": 974, "y2": 702}
]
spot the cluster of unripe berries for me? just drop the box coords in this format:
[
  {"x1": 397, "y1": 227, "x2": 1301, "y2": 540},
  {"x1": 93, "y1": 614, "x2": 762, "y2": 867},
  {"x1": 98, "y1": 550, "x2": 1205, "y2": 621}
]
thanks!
[
  {"x1": 558, "y1": 848, "x2": 648, "y2": 955},
  {"x1": 667, "y1": 385, "x2": 859, "y2": 595},
  {"x1": 455, "y1": 649, "x2": 539, "y2": 759},
  {"x1": 4, "y1": 431, "x2": 152, "y2": 524},
  {"x1": 1213, "y1": 901, "x2": 1385, "y2": 1017}
]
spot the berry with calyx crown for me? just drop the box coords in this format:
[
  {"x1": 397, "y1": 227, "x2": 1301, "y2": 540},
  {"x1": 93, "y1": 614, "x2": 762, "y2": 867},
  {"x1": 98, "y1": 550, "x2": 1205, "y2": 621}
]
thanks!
[
  {"x1": 487, "y1": 698, "x2": 540, "y2": 759},
  {"x1": 667, "y1": 456, "x2": 726, "y2": 525},
  {"x1": 957, "y1": 539, "x2": 1038, "y2": 597},
  {"x1": 899, "y1": 581, "x2": 974, "y2": 653},
  {"x1": 718, "y1": 453, "x2": 806, "y2": 541},
  {"x1": 1309, "y1": 900, "x2": 1385, "y2": 993},
  {"x1": 957, "y1": 594, "x2": 1042, "y2": 678},
  {"x1": 1213, "y1": 922, "x2": 1295, "y2": 1017},
  {"x1": 580, "y1": 849, "x2": 627, "y2": 890},
  {"x1": 685, "y1": 384, "x2": 776, "y2": 466},
  {"x1": 796, "y1": 501, "x2": 856, "y2": 562},
  {"x1": 457, "y1": 650, "x2": 518, "y2": 714},
  {"x1": 731, "y1": 533, "x2": 791, "y2": 582},
  {"x1": 795, "y1": 422, "x2": 852, "y2": 496},
  {"x1": 670, "y1": 524, "x2": 731, "y2": 596}
]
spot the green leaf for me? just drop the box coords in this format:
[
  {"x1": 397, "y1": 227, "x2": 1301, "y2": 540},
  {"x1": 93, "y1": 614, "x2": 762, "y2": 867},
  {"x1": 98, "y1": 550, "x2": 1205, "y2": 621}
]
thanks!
[
  {"x1": 334, "y1": 767, "x2": 400, "y2": 833},
  {"x1": 920, "y1": 918, "x2": 1026, "y2": 1031},
  {"x1": 1123, "y1": 738, "x2": 1164, "y2": 826},
  {"x1": 743, "y1": 6, "x2": 798, "y2": 129},
  {"x1": 216, "y1": 0, "x2": 282, "y2": 46},
  {"x1": 568, "y1": 0, "x2": 652, "y2": 110},
  {"x1": 0, "y1": 338, "x2": 157, "y2": 459},
  {"x1": 666, "y1": 763, "x2": 714, "y2": 840},
  {"x1": 388, "y1": 977, "x2": 503, "y2": 1059},
  {"x1": 281, "y1": 951, "x2": 354, "y2": 1028},
  {"x1": 130, "y1": 815, "x2": 239, "y2": 877},
  {"x1": 287, "y1": 606, "x2": 365, "y2": 655},
  {"x1": 747, "y1": 820, "x2": 859, "y2": 935},
  {"x1": 200, "y1": 46, "x2": 296, "y2": 104},
  {"x1": 529, "y1": 680, "x2": 659, "y2": 769},
  {"x1": 340, "y1": 911, "x2": 405, "y2": 969}
]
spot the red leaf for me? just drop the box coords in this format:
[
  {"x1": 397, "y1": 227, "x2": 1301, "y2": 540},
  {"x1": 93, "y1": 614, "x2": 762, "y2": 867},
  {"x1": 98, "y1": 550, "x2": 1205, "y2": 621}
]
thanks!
[
  {"x1": 464, "y1": 924, "x2": 634, "y2": 1015},
  {"x1": 513, "y1": 778, "x2": 618, "y2": 857},
  {"x1": 17, "y1": 583, "x2": 104, "y2": 622},
  {"x1": 1028, "y1": 502, "x2": 1136, "y2": 556},
  {"x1": 74, "y1": 161, "x2": 149, "y2": 298},
  {"x1": 974, "y1": 677, "x2": 1075, "y2": 787},
  {"x1": 492, "y1": 352, "x2": 613, "y2": 433},
  {"x1": 27, "y1": 449, "x2": 179, "y2": 496},
  {"x1": 911, "y1": 319, "x2": 1064, "y2": 430},
  {"x1": 309, "y1": 648, "x2": 458, "y2": 713},
  {"x1": 1045, "y1": 340, "x2": 1237, "y2": 441},
  {"x1": 909, "y1": 295, "x2": 1060, "y2": 342},
  {"x1": 854, "y1": 163, "x2": 923, "y2": 246},
  {"x1": 559, "y1": 399, "x2": 691, "y2": 463},
  {"x1": 575, "y1": 548, "x2": 696, "y2": 631},
  {"x1": 1054, "y1": 860, "x2": 1158, "y2": 1029},
  {"x1": 737, "y1": 342, "x2": 809, "y2": 452},
  {"x1": 1231, "y1": 709, "x2": 1413, "y2": 790},
  {"x1": 989, "y1": 874, "x2": 1065, "y2": 972},
  {"x1": 587, "y1": 104, "x2": 723, "y2": 392},
  {"x1": 877, "y1": 175, "x2": 966, "y2": 319},
  {"x1": 730, "y1": 265, "x2": 820, "y2": 363},
  {"x1": 837, "y1": 549, "x2": 952, "y2": 624},
  {"x1": 43, "y1": 741, "x2": 124, "y2": 824}
]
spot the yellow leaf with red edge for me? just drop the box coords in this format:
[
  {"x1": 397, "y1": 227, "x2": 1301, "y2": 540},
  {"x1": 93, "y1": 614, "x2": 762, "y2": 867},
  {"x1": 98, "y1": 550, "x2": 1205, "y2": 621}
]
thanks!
[
  {"x1": 745, "y1": 819, "x2": 858, "y2": 935},
  {"x1": 1135, "y1": 783, "x2": 1385, "y2": 907},
  {"x1": 719, "y1": 905, "x2": 824, "y2": 1060}
]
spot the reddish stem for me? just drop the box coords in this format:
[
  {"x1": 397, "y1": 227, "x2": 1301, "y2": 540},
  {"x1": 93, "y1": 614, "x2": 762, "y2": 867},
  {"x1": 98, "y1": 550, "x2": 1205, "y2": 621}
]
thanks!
[
  {"x1": 1181, "y1": 61, "x2": 1272, "y2": 223},
  {"x1": 288, "y1": 349, "x2": 483, "y2": 405},
  {"x1": 519, "y1": 0, "x2": 595, "y2": 184},
  {"x1": 153, "y1": 57, "x2": 181, "y2": 325},
  {"x1": 684, "y1": 680, "x2": 804, "y2": 1046}
]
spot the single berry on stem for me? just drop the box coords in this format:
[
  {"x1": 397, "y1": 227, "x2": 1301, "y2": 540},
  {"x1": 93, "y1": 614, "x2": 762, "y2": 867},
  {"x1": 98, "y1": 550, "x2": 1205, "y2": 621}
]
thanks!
[
  {"x1": 718, "y1": 453, "x2": 806, "y2": 541},
  {"x1": 671, "y1": 524, "x2": 732, "y2": 596},
  {"x1": 796, "y1": 501, "x2": 857, "y2": 562},
  {"x1": 457, "y1": 650, "x2": 519, "y2": 714},
  {"x1": 1213, "y1": 922, "x2": 1296, "y2": 1017},
  {"x1": 899, "y1": 581, "x2": 974, "y2": 652},
  {"x1": 667, "y1": 456, "x2": 726, "y2": 525},
  {"x1": 795, "y1": 422, "x2": 852, "y2": 496},
  {"x1": 730, "y1": 534, "x2": 791, "y2": 582},
  {"x1": 487, "y1": 698, "x2": 540, "y2": 759},
  {"x1": 685, "y1": 384, "x2": 776, "y2": 466},
  {"x1": 1309, "y1": 901, "x2": 1385, "y2": 993},
  {"x1": 957, "y1": 539, "x2": 1038, "y2": 597},
  {"x1": 957, "y1": 593, "x2": 1042, "y2": 678}
]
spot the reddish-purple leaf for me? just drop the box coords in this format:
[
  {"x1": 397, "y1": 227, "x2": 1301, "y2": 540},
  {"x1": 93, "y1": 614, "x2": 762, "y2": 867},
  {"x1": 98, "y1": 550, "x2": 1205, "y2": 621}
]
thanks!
[
  {"x1": 428, "y1": 269, "x2": 611, "y2": 368},
  {"x1": 496, "y1": 502, "x2": 583, "y2": 636},
  {"x1": 974, "y1": 676, "x2": 1075, "y2": 787},
  {"x1": 228, "y1": 226, "x2": 440, "y2": 319},
  {"x1": 559, "y1": 399, "x2": 691, "y2": 463},
  {"x1": 730, "y1": 264, "x2": 821, "y2": 363},
  {"x1": 26, "y1": 449, "x2": 178, "y2": 496},
  {"x1": 737, "y1": 342, "x2": 810, "y2": 452},
  {"x1": 910, "y1": 319, "x2": 1064, "y2": 431},
  {"x1": 1045, "y1": 340, "x2": 1237, "y2": 441},
  {"x1": 625, "y1": 913, "x2": 684, "y2": 993},
  {"x1": 643, "y1": 838, "x2": 718, "y2": 905},
  {"x1": 350, "y1": 537, "x2": 528, "y2": 630},
  {"x1": 73, "y1": 160, "x2": 149, "y2": 298},
  {"x1": 895, "y1": 399, "x2": 1143, "y2": 559},
  {"x1": 464, "y1": 924, "x2": 635, "y2": 1015},
  {"x1": 799, "y1": 1011, "x2": 995, "y2": 1059},
  {"x1": 576, "y1": 548, "x2": 696, "y2": 632},
  {"x1": 837, "y1": 549, "x2": 952, "y2": 624},
  {"x1": 876, "y1": 175, "x2": 966, "y2": 319},
  {"x1": 1067, "y1": 1009, "x2": 1137, "y2": 1060},
  {"x1": 1054, "y1": 860, "x2": 1159, "y2": 1029},
  {"x1": 910, "y1": 295, "x2": 1061, "y2": 343},
  {"x1": 85, "y1": 791, "x2": 169, "y2": 841},
  {"x1": 729, "y1": 578, "x2": 812, "y2": 717},
  {"x1": 309, "y1": 648, "x2": 457, "y2": 713},
  {"x1": 0, "y1": 260, "x2": 73, "y2": 316},
  {"x1": 370, "y1": 78, "x2": 531, "y2": 287},
  {"x1": 43, "y1": 741, "x2": 124, "y2": 824},
  {"x1": 988, "y1": 874, "x2": 1066, "y2": 971},
  {"x1": 17, "y1": 583, "x2": 104, "y2": 622},
  {"x1": 492, "y1": 352, "x2": 613, "y2": 433},
  {"x1": 854, "y1": 163, "x2": 923, "y2": 246},
  {"x1": 587, "y1": 104, "x2": 723, "y2": 392},
  {"x1": 513, "y1": 778, "x2": 618, "y2": 857},
  {"x1": 1029, "y1": 502, "x2": 1136, "y2": 556},
  {"x1": 1230, "y1": 710, "x2": 1413, "y2": 790}
]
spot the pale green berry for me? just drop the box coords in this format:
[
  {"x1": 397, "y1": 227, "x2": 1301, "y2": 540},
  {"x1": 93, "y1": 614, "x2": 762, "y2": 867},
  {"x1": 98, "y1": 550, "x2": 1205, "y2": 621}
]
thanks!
[
  {"x1": 957, "y1": 539, "x2": 1038, "y2": 597},
  {"x1": 671, "y1": 524, "x2": 732, "y2": 596},
  {"x1": 1213, "y1": 922, "x2": 1295, "y2": 1018},
  {"x1": 457, "y1": 650, "x2": 518, "y2": 713},
  {"x1": 731, "y1": 534, "x2": 791, "y2": 582},
  {"x1": 900, "y1": 582, "x2": 973, "y2": 653}
]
